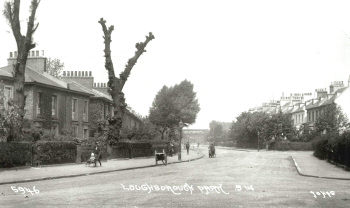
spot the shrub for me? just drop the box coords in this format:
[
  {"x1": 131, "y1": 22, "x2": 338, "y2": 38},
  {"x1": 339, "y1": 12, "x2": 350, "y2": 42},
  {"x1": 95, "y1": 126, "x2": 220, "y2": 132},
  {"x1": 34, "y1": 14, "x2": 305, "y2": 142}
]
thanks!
[
  {"x1": 0, "y1": 142, "x2": 32, "y2": 168},
  {"x1": 33, "y1": 141, "x2": 76, "y2": 165},
  {"x1": 312, "y1": 132, "x2": 350, "y2": 168},
  {"x1": 312, "y1": 135, "x2": 329, "y2": 159}
]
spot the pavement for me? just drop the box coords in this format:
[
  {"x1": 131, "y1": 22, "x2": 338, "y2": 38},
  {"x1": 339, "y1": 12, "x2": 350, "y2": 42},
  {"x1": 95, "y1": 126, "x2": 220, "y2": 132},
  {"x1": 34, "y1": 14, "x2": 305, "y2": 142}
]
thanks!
[
  {"x1": 217, "y1": 146, "x2": 350, "y2": 180},
  {"x1": 1, "y1": 147, "x2": 350, "y2": 186},
  {"x1": 0, "y1": 149, "x2": 204, "y2": 185}
]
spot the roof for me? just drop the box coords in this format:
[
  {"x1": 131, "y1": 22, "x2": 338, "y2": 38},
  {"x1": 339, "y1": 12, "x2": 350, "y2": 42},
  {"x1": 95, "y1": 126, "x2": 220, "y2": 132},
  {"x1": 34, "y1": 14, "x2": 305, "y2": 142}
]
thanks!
[
  {"x1": 306, "y1": 87, "x2": 348, "y2": 109},
  {"x1": 320, "y1": 87, "x2": 347, "y2": 107},
  {"x1": 66, "y1": 80, "x2": 112, "y2": 102},
  {"x1": 0, "y1": 65, "x2": 92, "y2": 96}
]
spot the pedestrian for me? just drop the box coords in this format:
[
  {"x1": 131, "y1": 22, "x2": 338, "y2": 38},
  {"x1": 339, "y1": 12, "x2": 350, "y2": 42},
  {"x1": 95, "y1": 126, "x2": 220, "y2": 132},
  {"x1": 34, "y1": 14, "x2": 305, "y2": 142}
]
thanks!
[
  {"x1": 167, "y1": 142, "x2": 173, "y2": 157},
  {"x1": 94, "y1": 142, "x2": 102, "y2": 166},
  {"x1": 186, "y1": 142, "x2": 190, "y2": 155}
]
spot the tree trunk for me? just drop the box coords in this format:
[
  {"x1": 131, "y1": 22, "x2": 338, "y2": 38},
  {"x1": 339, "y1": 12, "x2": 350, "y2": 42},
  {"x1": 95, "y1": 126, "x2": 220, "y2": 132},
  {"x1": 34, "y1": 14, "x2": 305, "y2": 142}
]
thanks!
[
  {"x1": 98, "y1": 18, "x2": 154, "y2": 143},
  {"x1": 4, "y1": 0, "x2": 40, "y2": 141}
]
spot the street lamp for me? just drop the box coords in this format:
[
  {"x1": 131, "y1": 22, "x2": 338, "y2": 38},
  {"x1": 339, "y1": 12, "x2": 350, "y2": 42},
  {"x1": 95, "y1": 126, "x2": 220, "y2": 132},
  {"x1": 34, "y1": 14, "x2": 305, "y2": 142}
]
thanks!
[
  {"x1": 257, "y1": 131, "x2": 260, "y2": 152},
  {"x1": 178, "y1": 120, "x2": 184, "y2": 161}
]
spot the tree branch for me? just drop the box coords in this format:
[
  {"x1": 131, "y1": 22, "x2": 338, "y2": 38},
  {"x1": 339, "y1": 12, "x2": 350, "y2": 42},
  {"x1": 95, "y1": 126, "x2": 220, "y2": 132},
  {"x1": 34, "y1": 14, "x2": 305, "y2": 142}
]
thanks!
[
  {"x1": 25, "y1": 0, "x2": 40, "y2": 49},
  {"x1": 119, "y1": 32, "x2": 155, "y2": 90},
  {"x1": 98, "y1": 18, "x2": 116, "y2": 88}
]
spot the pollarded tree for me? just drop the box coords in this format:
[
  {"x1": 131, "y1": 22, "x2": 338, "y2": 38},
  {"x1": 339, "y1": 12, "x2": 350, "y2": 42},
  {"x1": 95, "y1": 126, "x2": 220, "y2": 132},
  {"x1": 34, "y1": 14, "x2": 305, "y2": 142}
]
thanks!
[
  {"x1": 98, "y1": 18, "x2": 154, "y2": 143},
  {"x1": 3, "y1": 0, "x2": 40, "y2": 140}
]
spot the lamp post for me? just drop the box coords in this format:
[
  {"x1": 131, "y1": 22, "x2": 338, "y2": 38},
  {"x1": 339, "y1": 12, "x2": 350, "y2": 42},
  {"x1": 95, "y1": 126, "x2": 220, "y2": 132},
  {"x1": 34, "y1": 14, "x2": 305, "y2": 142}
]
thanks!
[
  {"x1": 178, "y1": 120, "x2": 184, "y2": 161},
  {"x1": 258, "y1": 131, "x2": 260, "y2": 151}
]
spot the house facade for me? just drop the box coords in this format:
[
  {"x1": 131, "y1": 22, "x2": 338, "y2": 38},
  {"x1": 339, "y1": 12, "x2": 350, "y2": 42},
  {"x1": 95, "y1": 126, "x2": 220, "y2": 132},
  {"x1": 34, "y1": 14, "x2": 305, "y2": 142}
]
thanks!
[{"x1": 0, "y1": 50, "x2": 143, "y2": 139}]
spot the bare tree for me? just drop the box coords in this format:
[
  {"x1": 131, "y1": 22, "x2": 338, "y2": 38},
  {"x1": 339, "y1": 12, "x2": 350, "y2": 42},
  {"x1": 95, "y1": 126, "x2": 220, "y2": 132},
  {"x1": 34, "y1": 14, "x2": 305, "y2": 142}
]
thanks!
[
  {"x1": 98, "y1": 18, "x2": 154, "y2": 142},
  {"x1": 3, "y1": 0, "x2": 40, "y2": 140}
]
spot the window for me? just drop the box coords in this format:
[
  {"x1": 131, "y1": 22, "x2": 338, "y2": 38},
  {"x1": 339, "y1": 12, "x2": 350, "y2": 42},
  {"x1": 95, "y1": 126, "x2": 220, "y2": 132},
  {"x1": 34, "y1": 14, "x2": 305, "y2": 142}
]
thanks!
[
  {"x1": 104, "y1": 104, "x2": 108, "y2": 119},
  {"x1": 83, "y1": 100, "x2": 88, "y2": 121},
  {"x1": 72, "y1": 126, "x2": 78, "y2": 137},
  {"x1": 52, "y1": 95, "x2": 57, "y2": 117},
  {"x1": 83, "y1": 128, "x2": 88, "y2": 139},
  {"x1": 102, "y1": 104, "x2": 105, "y2": 119},
  {"x1": 3, "y1": 86, "x2": 12, "y2": 109},
  {"x1": 302, "y1": 114, "x2": 304, "y2": 123},
  {"x1": 52, "y1": 124, "x2": 58, "y2": 136},
  {"x1": 36, "y1": 92, "x2": 42, "y2": 117},
  {"x1": 72, "y1": 98, "x2": 78, "y2": 120}
]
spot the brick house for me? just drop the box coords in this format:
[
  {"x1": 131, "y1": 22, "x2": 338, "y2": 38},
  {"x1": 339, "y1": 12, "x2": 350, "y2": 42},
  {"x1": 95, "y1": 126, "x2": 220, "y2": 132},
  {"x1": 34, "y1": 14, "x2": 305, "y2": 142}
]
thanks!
[
  {"x1": 0, "y1": 50, "x2": 143, "y2": 139},
  {"x1": 61, "y1": 71, "x2": 143, "y2": 136}
]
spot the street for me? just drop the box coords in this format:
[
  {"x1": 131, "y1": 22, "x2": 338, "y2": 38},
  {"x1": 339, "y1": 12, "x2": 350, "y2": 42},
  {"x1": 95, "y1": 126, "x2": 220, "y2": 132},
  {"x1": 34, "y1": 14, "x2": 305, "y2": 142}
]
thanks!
[{"x1": 0, "y1": 146, "x2": 349, "y2": 207}]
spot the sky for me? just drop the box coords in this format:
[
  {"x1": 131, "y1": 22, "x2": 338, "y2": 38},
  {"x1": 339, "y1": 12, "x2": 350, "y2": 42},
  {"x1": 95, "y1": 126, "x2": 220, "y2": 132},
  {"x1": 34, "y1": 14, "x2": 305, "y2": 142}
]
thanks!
[{"x1": 1, "y1": 0, "x2": 350, "y2": 129}]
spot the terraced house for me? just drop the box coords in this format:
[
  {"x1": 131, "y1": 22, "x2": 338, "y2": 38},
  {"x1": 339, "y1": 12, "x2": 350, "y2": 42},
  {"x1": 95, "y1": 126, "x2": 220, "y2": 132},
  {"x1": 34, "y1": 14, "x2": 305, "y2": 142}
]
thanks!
[{"x1": 0, "y1": 50, "x2": 143, "y2": 139}]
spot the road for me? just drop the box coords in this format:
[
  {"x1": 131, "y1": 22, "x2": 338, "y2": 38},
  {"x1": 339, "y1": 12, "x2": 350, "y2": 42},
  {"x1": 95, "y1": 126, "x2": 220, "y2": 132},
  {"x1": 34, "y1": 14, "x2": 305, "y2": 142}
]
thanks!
[{"x1": 0, "y1": 147, "x2": 349, "y2": 207}]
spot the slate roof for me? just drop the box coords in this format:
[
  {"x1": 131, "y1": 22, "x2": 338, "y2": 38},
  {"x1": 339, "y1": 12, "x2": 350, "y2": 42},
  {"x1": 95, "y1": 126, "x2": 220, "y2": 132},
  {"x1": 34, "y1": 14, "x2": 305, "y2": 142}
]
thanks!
[
  {"x1": 319, "y1": 87, "x2": 347, "y2": 107},
  {"x1": 293, "y1": 105, "x2": 305, "y2": 113},
  {"x1": 0, "y1": 65, "x2": 92, "y2": 96},
  {"x1": 306, "y1": 87, "x2": 348, "y2": 109}
]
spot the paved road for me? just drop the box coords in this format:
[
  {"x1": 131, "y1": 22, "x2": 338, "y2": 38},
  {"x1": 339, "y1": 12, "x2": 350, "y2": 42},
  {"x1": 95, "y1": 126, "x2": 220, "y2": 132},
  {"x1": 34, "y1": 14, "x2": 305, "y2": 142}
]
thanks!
[{"x1": 0, "y1": 147, "x2": 349, "y2": 207}]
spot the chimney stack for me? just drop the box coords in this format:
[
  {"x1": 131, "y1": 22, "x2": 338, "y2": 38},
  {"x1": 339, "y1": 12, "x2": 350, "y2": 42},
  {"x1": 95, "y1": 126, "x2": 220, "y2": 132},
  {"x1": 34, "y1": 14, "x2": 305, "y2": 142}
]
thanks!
[{"x1": 61, "y1": 70, "x2": 95, "y2": 89}]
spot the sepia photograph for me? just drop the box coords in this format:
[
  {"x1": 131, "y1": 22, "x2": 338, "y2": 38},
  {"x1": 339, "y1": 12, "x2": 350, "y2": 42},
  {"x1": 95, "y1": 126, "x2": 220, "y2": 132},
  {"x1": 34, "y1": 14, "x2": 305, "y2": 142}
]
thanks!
[{"x1": 0, "y1": 0, "x2": 350, "y2": 207}]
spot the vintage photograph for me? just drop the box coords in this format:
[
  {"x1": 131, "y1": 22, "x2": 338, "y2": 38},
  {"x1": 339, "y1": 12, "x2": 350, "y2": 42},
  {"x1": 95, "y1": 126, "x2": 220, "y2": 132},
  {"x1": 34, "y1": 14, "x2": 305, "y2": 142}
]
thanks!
[{"x1": 0, "y1": 0, "x2": 350, "y2": 207}]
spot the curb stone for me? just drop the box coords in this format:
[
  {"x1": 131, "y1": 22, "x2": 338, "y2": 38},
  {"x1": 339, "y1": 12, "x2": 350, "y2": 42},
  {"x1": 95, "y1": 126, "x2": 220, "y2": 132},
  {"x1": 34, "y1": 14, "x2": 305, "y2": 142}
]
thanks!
[
  {"x1": 290, "y1": 156, "x2": 350, "y2": 181},
  {"x1": 0, "y1": 153, "x2": 205, "y2": 186}
]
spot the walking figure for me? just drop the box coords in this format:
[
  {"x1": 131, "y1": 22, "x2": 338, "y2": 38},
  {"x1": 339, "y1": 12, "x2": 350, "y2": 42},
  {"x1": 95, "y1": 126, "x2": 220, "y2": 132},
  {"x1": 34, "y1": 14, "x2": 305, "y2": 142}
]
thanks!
[{"x1": 186, "y1": 142, "x2": 190, "y2": 155}]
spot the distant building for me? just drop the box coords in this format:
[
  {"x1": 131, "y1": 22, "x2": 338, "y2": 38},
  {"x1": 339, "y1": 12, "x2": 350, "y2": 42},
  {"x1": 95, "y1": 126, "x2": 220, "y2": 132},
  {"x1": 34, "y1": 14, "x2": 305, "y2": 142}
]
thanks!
[{"x1": 182, "y1": 129, "x2": 209, "y2": 143}]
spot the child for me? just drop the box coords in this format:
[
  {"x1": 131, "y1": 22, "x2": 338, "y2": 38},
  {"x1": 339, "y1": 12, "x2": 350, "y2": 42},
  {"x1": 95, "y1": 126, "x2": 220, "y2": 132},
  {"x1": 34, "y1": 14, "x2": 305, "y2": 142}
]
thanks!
[{"x1": 90, "y1": 153, "x2": 95, "y2": 161}]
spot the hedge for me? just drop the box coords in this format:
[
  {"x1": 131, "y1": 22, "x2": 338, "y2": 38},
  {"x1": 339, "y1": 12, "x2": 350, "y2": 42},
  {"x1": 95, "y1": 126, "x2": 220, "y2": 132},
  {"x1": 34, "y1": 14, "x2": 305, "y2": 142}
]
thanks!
[
  {"x1": 0, "y1": 142, "x2": 32, "y2": 168},
  {"x1": 33, "y1": 141, "x2": 77, "y2": 165},
  {"x1": 108, "y1": 140, "x2": 179, "y2": 159},
  {"x1": 313, "y1": 132, "x2": 350, "y2": 168},
  {"x1": 275, "y1": 141, "x2": 313, "y2": 151}
]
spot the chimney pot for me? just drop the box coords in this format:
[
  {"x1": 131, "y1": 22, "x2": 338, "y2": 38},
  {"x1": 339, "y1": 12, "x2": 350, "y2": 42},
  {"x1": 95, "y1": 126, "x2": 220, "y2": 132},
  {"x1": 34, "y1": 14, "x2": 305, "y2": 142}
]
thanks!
[
  {"x1": 41, "y1": 50, "x2": 44, "y2": 56},
  {"x1": 78, "y1": 71, "x2": 81, "y2": 77},
  {"x1": 63, "y1": 71, "x2": 66, "y2": 76},
  {"x1": 10, "y1": 52, "x2": 12, "y2": 58},
  {"x1": 89, "y1": 71, "x2": 92, "y2": 76},
  {"x1": 36, "y1": 50, "x2": 39, "y2": 56}
]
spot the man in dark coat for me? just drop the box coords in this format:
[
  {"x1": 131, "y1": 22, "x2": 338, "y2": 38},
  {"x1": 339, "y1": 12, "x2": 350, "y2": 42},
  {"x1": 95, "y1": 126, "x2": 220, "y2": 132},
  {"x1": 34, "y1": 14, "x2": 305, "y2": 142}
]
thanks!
[
  {"x1": 186, "y1": 142, "x2": 190, "y2": 155},
  {"x1": 94, "y1": 142, "x2": 102, "y2": 166}
]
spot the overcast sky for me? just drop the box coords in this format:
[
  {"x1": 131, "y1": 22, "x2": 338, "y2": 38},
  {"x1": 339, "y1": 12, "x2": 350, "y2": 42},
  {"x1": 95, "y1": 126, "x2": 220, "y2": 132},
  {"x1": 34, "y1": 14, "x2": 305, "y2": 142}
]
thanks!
[{"x1": 1, "y1": 0, "x2": 350, "y2": 129}]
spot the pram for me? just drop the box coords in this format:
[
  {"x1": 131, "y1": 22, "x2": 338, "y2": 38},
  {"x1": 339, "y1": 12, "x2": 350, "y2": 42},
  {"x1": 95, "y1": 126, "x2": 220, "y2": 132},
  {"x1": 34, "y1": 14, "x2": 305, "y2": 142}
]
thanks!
[{"x1": 209, "y1": 149, "x2": 216, "y2": 158}]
